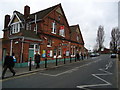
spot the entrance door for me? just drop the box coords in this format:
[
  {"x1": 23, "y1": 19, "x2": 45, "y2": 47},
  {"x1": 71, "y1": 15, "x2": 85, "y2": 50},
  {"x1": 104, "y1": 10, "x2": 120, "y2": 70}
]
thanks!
[
  {"x1": 28, "y1": 49, "x2": 34, "y2": 61},
  {"x1": 28, "y1": 44, "x2": 40, "y2": 61}
]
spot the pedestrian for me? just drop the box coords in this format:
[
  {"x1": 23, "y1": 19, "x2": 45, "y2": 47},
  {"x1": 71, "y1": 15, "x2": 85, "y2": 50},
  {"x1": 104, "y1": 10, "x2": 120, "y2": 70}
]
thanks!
[
  {"x1": 81, "y1": 53, "x2": 83, "y2": 60},
  {"x1": 76, "y1": 52, "x2": 80, "y2": 61},
  {"x1": 34, "y1": 52, "x2": 41, "y2": 69},
  {"x1": 2, "y1": 52, "x2": 16, "y2": 79},
  {"x1": 12, "y1": 53, "x2": 17, "y2": 63}
]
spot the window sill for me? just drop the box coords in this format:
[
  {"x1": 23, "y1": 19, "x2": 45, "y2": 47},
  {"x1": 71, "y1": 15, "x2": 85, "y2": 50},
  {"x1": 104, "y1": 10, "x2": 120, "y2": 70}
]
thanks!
[
  {"x1": 53, "y1": 56, "x2": 57, "y2": 58},
  {"x1": 57, "y1": 55, "x2": 62, "y2": 58},
  {"x1": 47, "y1": 45, "x2": 52, "y2": 47},
  {"x1": 51, "y1": 32, "x2": 56, "y2": 34},
  {"x1": 71, "y1": 55, "x2": 75, "y2": 57}
]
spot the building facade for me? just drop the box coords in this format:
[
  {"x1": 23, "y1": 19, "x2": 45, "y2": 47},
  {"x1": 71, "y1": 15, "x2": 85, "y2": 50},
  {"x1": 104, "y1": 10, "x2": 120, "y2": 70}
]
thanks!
[{"x1": 2, "y1": 4, "x2": 86, "y2": 66}]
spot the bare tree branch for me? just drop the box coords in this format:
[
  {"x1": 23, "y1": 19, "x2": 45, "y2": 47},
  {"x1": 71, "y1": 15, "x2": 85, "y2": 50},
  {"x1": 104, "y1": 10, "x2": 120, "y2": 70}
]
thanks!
[
  {"x1": 110, "y1": 27, "x2": 120, "y2": 53},
  {"x1": 96, "y1": 25, "x2": 105, "y2": 51}
]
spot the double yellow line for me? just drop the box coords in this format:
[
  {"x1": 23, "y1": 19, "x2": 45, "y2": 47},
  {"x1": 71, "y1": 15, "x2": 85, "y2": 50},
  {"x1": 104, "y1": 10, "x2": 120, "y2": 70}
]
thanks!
[{"x1": 0, "y1": 73, "x2": 36, "y2": 82}]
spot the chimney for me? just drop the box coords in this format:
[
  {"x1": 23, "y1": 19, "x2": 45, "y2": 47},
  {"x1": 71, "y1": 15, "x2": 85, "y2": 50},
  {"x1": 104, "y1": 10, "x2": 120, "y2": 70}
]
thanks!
[
  {"x1": 24, "y1": 5, "x2": 30, "y2": 18},
  {"x1": 4, "y1": 15, "x2": 10, "y2": 29}
]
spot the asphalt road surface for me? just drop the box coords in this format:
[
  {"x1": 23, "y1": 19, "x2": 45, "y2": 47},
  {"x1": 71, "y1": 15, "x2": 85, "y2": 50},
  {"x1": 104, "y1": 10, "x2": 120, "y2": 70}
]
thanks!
[{"x1": 2, "y1": 54, "x2": 118, "y2": 89}]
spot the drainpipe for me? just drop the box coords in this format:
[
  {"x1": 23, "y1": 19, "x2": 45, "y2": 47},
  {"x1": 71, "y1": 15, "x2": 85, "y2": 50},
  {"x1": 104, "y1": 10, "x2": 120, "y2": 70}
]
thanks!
[
  {"x1": 20, "y1": 37, "x2": 24, "y2": 63},
  {"x1": 10, "y1": 40, "x2": 13, "y2": 56},
  {"x1": 35, "y1": 14, "x2": 37, "y2": 34}
]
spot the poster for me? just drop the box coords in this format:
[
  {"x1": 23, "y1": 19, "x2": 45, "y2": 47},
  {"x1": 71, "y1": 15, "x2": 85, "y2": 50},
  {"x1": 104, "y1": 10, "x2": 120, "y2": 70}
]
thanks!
[
  {"x1": 50, "y1": 50, "x2": 53, "y2": 57},
  {"x1": 66, "y1": 50, "x2": 70, "y2": 56},
  {"x1": 42, "y1": 50, "x2": 46, "y2": 58},
  {"x1": 47, "y1": 50, "x2": 50, "y2": 57}
]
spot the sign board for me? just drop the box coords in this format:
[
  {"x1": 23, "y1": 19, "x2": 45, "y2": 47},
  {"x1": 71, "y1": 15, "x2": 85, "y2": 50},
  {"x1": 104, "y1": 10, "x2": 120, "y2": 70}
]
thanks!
[
  {"x1": 42, "y1": 50, "x2": 46, "y2": 58},
  {"x1": 66, "y1": 50, "x2": 70, "y2": 56}
]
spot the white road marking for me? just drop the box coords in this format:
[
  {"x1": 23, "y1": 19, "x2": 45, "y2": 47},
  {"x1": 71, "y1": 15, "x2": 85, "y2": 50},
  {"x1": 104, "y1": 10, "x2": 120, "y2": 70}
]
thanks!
[
  {"x1": 105, "y1": 61, "x2": 113, "y2": 70},
  {"x1": 39, "y1": 59, "x2": 102, "y2": 77},
  {"x1": 0, "y1": 73, "x2": 36, "y2": 82},
  {"x1": 77, "y1": 69, "x2": 112, "y2": 89}
]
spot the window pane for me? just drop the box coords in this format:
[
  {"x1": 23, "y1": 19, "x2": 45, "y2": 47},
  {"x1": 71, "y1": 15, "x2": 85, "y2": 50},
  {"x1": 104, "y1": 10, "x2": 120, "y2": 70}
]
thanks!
[
  {"x1": 29, "y1": 45, "x2": 34, "y2": 48},
  {"x1": 54, "y1": 49, "x2": 57, "y2": 55}
]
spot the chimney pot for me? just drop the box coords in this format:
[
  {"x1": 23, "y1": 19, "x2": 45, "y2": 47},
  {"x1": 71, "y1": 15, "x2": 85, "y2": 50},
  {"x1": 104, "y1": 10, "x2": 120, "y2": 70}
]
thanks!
[
  {"x1": 4, "y1": 15, "x2": 10, "y2": 29},
  {"x1": 24, "y1": 5, "x2": 30, "y2": 18}
]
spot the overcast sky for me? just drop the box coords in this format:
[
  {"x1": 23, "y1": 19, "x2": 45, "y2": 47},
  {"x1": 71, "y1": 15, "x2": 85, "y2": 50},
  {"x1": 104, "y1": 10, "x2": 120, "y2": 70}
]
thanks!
[{"x1": 0, "y1": 0, "x2": 119, "y2": 50}]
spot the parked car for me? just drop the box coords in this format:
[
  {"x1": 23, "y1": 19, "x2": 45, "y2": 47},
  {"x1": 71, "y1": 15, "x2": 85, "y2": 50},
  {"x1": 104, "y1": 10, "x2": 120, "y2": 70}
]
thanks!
[
  {"x1": 90, "y1": 53, "x2": 96, "y2": 57},
  {"x1": 95, "y1": 53, "x2": 100, "y2": 56},
  {"x1": 111, "y1": 54, "x2": 117, "y2": 58}
]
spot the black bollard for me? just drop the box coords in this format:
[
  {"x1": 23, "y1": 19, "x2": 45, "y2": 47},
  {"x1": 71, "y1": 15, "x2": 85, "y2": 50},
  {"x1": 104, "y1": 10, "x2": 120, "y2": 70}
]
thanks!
[
  {"x1": 70, "y1": 55, "x2": 71, "y2": 63},
  {"x1": 64, "y1": 55, "x2": 65, "y2": 64},
  {"x1": 75, "y1": 56, "x2": 76, "y2": 62},
  {"x1": 29, "y1": 57, "x2": 32, "y2": 71},
  {"x1": 45, "y1": 58, "x2": 47, "y2": 68},
  {"x1": 56, "y1": 57, "x2": 58, "y2": 66}
]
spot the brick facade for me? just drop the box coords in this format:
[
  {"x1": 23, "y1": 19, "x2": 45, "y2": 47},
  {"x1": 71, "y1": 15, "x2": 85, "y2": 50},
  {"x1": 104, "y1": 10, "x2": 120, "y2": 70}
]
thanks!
[{"x1": 2, "y1": 4, "x2": 86, "y2": 64}]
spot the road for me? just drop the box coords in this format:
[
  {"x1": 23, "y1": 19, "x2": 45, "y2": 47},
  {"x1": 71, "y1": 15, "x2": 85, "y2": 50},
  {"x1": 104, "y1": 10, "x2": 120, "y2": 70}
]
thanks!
[{"x1": 2, "y1": 54, "x2": 118, "y2": 89}]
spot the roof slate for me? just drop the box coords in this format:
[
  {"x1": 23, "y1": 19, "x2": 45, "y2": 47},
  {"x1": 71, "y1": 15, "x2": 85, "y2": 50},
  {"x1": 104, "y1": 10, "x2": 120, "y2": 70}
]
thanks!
[
  {"x1": 14, "y1": 11, "x2": 25, "y2": 22},
  {"x1": 29, "y1": 4, "x2": 59, "y2": 20},
  {"x1": 9, "y1": 30, "x2": 40, "y2": 40}
]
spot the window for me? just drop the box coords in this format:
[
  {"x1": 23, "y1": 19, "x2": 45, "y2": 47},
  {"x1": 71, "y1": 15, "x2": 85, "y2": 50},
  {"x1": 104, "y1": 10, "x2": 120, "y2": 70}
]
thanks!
[
  {"x1": 34, "y1": 25, "x2": 37, "y2": 32},
  {"x1": 71, "y1": 46, "x2": 76, "y2": 56},
  {"x1": 29, "y1": 45, "x2": 34, "y2": 49},
  {"x1": 47, "y1": 39, "x2": 52, "y2": 47},
  {"x1": 59, "y1": 26, "x2": 65, "y2": 37},
  {"x1": 53, "y1": 49, "x2": 57, "y2": 56},
  {"x1": 10, "y1": 23, "x2": 20, "y2": 34},
  {"x1": 29, "y1": 44, "x2": 39, "y2": 54},
  {"x1": 77, "y1": 36, "x2": 79, "y2": 41},
  {"x1": 52, "y1": 21, "x2": 56, "y2": 34},
  {"x1": 58, "y1": 15, "x2": 60, "y2": 21},
  {"x1": 58, "y1": 47, "x2": 62, "y2": 56}
]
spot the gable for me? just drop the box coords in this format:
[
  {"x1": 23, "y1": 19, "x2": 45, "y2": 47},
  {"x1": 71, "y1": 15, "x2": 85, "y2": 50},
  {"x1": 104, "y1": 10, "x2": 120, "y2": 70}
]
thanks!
[
  {"x1": 56, "y1": 7, "x2": 63, "y2": 15},
  {"x1": 8, "y1": 12, "x2": 22, "y2": 26},
  {"x1": 11, "y1": 16, "x2": 19, "y2": 23},
  {"x1": 76, "y1": 28, "x2": 79, "y2": 33}
]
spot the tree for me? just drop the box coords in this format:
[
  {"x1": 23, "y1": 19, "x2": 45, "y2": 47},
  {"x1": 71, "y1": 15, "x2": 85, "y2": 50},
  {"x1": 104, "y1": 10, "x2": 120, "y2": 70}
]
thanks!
[
  {"x1": 96, "y1": 25, "x2": 105, "y2": 52},
  {"x1": 93, "y1": 44, "x2": 99, "y2": 52},
  {"x1": 110, "y1": 27, "x2": 120, "y2": 53}
]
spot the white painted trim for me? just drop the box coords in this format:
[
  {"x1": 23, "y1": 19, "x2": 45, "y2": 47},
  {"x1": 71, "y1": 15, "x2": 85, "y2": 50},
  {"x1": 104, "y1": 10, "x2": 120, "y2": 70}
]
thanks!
[
  {"x1": 20, "y1": 37, "x2": 24, "y2": 63},
  {"x1": 51, "y1": 32, "x2": 56, "y2": 34},
  {"x1": 8, "y1": 12, "x2": 22, "y2": 26},
  {"x1": 10, "y1": 40, "x2": 13, "y2": 56},
  {"x1": 77, "y1": 68, "x2": 112, "y2": 89},
  {"x1": 9, "y1": 36, "x2": 42, "y2": 42}
]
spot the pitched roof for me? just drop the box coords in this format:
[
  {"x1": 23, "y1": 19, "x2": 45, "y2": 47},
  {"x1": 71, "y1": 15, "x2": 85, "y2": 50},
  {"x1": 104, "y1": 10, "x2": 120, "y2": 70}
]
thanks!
[
  {"x1": 28, "y1": 4, "x2": 60, "y2": 20},
  {"x1": 14, "y1": 11, "x2": 25, "y2": 22},
  {"x1": 70, "y1": 25, "x2": 84, "y2": 45},
  {"x1": 70, "y1": 25, "x2": 78, "y2": 33},
  {"x1": 13, "y1": 4, "x2": 60, "y2": 22},
  {"x1": 9, "y1": 30, "x2": 40, "y2": 40}
]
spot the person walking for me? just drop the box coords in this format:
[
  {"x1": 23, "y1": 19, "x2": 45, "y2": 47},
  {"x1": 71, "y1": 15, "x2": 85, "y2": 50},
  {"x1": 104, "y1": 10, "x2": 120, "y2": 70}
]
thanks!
[
  {"x1": 2, "y1": 52, "x2": 16, "y2": 79},
  {"x1": 81, "y1": 53, "x2": 84, "y2": 60},
  {"x1": 76, "y1": 52, "x2": 80, "y2": 61},
  {"x1": 34, "y1": 52, "x2": 41, "y2": 69}
]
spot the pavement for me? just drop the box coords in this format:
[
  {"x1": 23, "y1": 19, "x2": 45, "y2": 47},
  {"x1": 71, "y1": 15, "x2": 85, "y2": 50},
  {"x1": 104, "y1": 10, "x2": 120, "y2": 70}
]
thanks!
[
  {"x1": 1, "y1": 57, "x2": 86, "y2": 79},
  {"x1": 2, "y1": 54, "x2": 118, "y2": 88},
  {"x1": 118, "y1": 56, "x2": 120, "y2": 89},
  {"x1": 1, "y1": 55, "x2": 120, "y2": 89}
]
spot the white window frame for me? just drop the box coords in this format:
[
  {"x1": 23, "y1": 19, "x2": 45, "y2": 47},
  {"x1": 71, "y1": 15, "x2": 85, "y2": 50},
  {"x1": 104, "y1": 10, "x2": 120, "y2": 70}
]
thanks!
[
  {"x1": 77, "y1": 36, "x2": 79, "y2": 41},
  {"x1": 10, "y1": 22, "x2": 20, "y2": 34},
  {"x1": 58, "y1": 47, "x2": 62, "y2": 58},
  {"x1": 29, "y1": 44, "x2": 40, "y2": 55},
  {"x1": 47, "y1": 39, "x2": 52, "y2": 47},
  {"x1": 51, "y1": 21, "x2": 56, "y2": 34}
]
